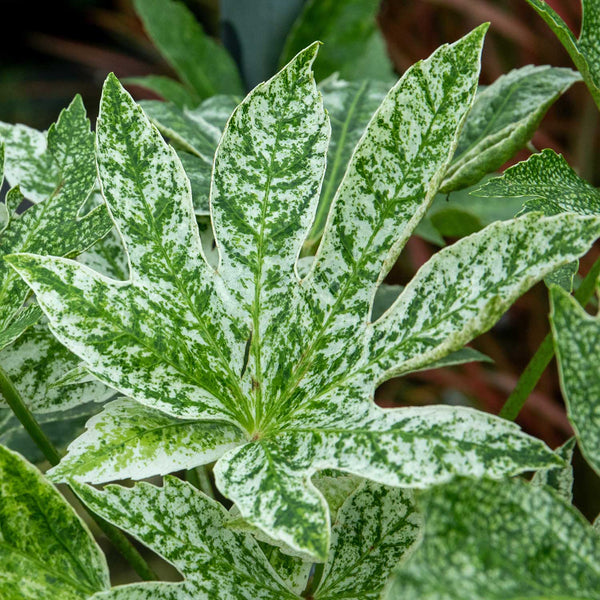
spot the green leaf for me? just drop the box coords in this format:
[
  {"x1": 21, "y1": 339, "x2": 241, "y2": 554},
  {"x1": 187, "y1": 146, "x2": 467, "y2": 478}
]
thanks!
[
  {"x1": 0, "y1": 122, "x2": 60, "y2": 203},
  {"x1": 280, "y1": 0, "x2": 393, "y2": 82},
  {"x1": 78, "y1": 477, "x2": 298, "y2": 600},
  {"x1": 550, "y1": 284, "x2": 600, "y2": 476},
  {"x1": 0, "y1": 444, "x2": 109, "y2": 599},
  {"x1": 134, "y1": 0, "x2": 243, "y2": 99},
  {"x1": 125, "y1": 75, "x2": 199, "y2": 108},
  {"x1": 11, "y1": 32, "x2": 600, "y2": 561},
  {"x1": 386, "y1": 477, "x2": 600, "y2": 599},
  {"x1": 305, "y1": 76, "x2": 388, "y2": 251},
  {"x1": 526, "y1": 0, "x2": 600, "y2": 109},
  {"x1": 531, "y1": 437, "x2": 576, "y2": 501},
  {"x1": 315, "y1": 481, "x2": 421, "y2": 599},
  {"x1": 0, "y1": 96, "x2": 112, "y2": 343},
  {"x1": 441, "y1": 65, "x2": 580, "y2": 193},
  {"x1": 49, "y1": 398, "x2": 246, "y2": 483},
  {"x1": 475, "y1": 148, "x2": 600, "y2": 216}
]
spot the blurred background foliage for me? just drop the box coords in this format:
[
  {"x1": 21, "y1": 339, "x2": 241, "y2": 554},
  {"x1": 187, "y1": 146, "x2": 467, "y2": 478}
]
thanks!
[{"x1": 2, "y1": 0, "x2": 600, "y2": 516}]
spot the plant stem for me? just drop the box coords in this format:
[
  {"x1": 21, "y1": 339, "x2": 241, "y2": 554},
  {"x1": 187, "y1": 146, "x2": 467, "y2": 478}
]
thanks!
[
  {"x1": 186, "y1": 466, "x2": 216, "y2": 498},
  {"x1": 500, "y1": 257, "x2": 600, "y2": 420},
  {"x1": 0, "y1": 363, "x2": 61, "y2": 465},
  {"x1": 0, "y1": 363, "x2": 158, "y2": 581}
]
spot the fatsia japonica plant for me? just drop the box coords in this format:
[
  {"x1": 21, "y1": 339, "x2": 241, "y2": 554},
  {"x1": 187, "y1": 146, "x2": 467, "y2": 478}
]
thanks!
[{"x1": 2, "y1": 7, "x2": 600, "y2": 600}]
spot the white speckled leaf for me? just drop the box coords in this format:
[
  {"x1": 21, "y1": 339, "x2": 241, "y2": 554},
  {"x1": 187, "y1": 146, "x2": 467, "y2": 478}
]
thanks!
[
  {"x1": 0, "y1": 320, "x2": 114, "y2": 413},
  {"x1": 551, "y1": 284, "x2": 600, "y2": 477},
  {"x1": 9, "y1": 32, "x2": 600, "y2": 562},
  {"x1": 0, "y1": 305, "x2": 42, "y2": 352},
  {"x1": 0, "y1": 122, "x2": 59, "y2": 203},
  {"x1": 526, "y1": 0, "x2": 600, "y2": 109},
  {"x1": 0, "y1": 96, "x2": 111, "y2": 343},
  {"x1": 531, "y1": 437, "x2": 576, "y2": 502},
  {"x1": 78, "y1": 477, "x2": 297, "y2": 600},
  {"x1": 475, "y1": 149, "x2": 600, "y2": 217},
  {"x1": 0, "y1": 444, "x2": 109, "y2": 599},
  {"x1": 367, "y1": 213, "x2": 596, "y2": 379},
  {"x1": 50, "y1": 398, "x2": 246, "y2": 482},
  {"x1": 386, "y1": 477, "x2": 600, "y2": 599},
  {"x1": 441, "y1": 65, "x2": 580, "y2": 193},
  {"x1": 315, "y1": 481, "x2": 421, "y2": 600}
]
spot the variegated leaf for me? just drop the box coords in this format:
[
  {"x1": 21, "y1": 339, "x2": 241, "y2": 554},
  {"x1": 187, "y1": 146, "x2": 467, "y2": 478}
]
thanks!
[
  {"x1": 314, "y1": 481, "x2": 421, "y2": 599},
  {"x1": 531, "y1": 437, "x2": 576, "y2": 501},
  {"x1": 0, "y1": 444, "x2": 109, "y2": 599},
  {"x1": 0, "y1": 122, "x2": 59, "y2": 203},
  {"x1": 78, "y1": 477, "x2": 297, "y2": 600},
  {"x1": 441, "y1": 65, "x2": 580, "y2": 193},
  {"x1": 0, "y1": 96, "x2": 112, "y2": 341},
  {"x1": 475, "y1": 148, "x2": 600, "y2": 217},
  {"x1": 0, "y1": 320, "x2": 114, "y2": 414},
  {"x1": 134, "y1": 0, "x2": 243, "y2": 100},
  {"x1": 386, "y1": 477, "x2": 600, "y2": 599},
  {"x1": 526, "y1": 0, "x2": 600, "y2": 109},
  {"x1": 550, "y1": 284, "x2": 600, "y2": 477},
  {"x1": 49, "y1": 398, "x2": 246, "y2": 482},
  {"x1": 10, "y1": 32, "x2": 600, "y2": 561}
]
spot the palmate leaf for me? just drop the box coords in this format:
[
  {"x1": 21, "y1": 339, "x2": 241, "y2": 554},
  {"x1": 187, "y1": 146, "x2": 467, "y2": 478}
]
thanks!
[
  {"x1": 9, "y1": 31, "x2": 600, "y2": 561},
  {"x1": 526, "y1": 0, "x2": 600, "y2": 109},
  {"x1": 0, "y1": 444, "x2": 109, "y2": 599},
  {"x1": 76, "y1": 476, "x2": 419, "y2": 599},
  {"x1": 550, "y1": 284, "x2": 600, "y2": 476},
  {"x1": 441, "y1": 65, "x2": 581, "y2": 193},
  {"x1": 386, "y1": 477, "x2": 600, "y2": 599},
  {"x1": 0, "y1": 96, "x2": 112, "y2": 345},
  {"x1": 134, "y1": 0, "x2": 243, "y2": 100}
]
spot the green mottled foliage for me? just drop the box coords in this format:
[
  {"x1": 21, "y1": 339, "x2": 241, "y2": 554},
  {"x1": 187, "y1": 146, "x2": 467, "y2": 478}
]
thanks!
[
  {"x1": 10, "y1": 31, "x2": 600, "y2": 563},
  {"x1": 0, "y1": 444, "x2": 109, "y2": 599},
  {"x1": 387, "y1": 477, "x2": 600, "y2": 599},
  {"x1": 0, "y1": 97, "x2": 112, "y2": 348},
  {"x1": 551, "y1": 285, "x2": 600, "y2": 477}
]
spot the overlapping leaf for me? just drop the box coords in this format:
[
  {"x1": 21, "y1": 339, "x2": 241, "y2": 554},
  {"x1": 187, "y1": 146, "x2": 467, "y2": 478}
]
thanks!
[
  {"x1": 475, "y1": 148, "x2": 600, "y2": 217},
  {"x1": 133, "y1": 0, "x2": 243, "y2": 101},
  {"x1": 10, "y1": 31, "x2": 600, "y2": 561},
  {"x1": 0, "y1": 96, "x2": 112, "y2": 346},
  {"x1": 526, "y1": 0, "x2": 600, "y2": 109},
  {"x1": 0, "y1": 122, "x2": 59, "y2": 203},
  {"x1": 387, "y1": 477, "x2": 600, "y2": 599},
  {"x1": 550, "y1": 284, "x2": 600, "y2": 476},
  {"x1": 75, "y1": 476, "x2": 419, "y2": 599},
  {"x1": 280, "y1": 0, "x2": 394, "y2": 82},
  {"x1": 531, "y1": 437, "x2": 576, "y2": 502},
  {"x1": 0, "y1": 444, "x2": 109, "y2": 599},
  {"x1": 441, "y1": 65, "x2": 580, "y2": 193}
]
